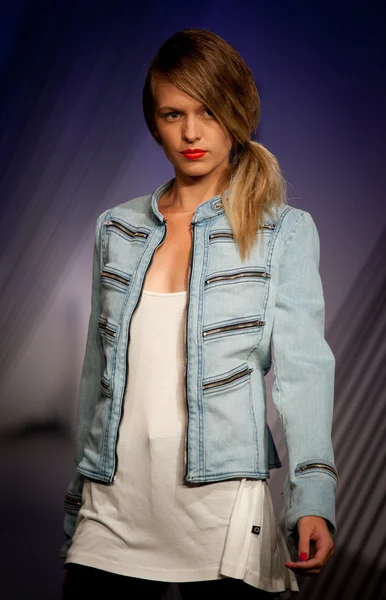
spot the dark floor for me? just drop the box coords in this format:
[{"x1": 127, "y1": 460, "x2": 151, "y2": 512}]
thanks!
[{"x1": 0, "y1": 425, "x2": 73, "y2": 599}]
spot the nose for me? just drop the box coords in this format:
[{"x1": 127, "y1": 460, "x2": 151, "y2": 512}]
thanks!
[{"x1": 182, "y1": 115, "x2": 201, "y2": 142}]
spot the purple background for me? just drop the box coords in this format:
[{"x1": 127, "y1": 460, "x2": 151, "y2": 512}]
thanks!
[{"x1": 0, "y1": 1, "x2": 385, "y2": 598}]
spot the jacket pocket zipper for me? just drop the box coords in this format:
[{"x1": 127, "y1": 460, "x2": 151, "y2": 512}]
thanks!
[
  {"x1": 203, "y1": 365, "x2": 253, "y2": 391},
  {"x1": 203, "y1": 318, "x2": 265, "y2": 338},
  {"x1": 209, "y1": 223, "x2": 275, "y2": 241},
  {"x1": 205, "y1": 270, "x2": 271, "y2": 285},
  {"x1": 100, "y1": 270, "x2": 130, "y2": 287},
  {"x1": 105, "y1": 219, "x2": 149, "y2": 239},
  {"x1": 104, "y1": 325, "x2": 116, "y2": 338},
  {"x1": 295, "y1": 462, "x2": 339, "y2": 481},
  {"x1": 209, "y1": 231, "x2": 234, "y2": 240},
  {"x1": 261, "y1": 223, "x2": 276, "y2": 230},
  {"x1": 98, "y1": 316, "x2": 117, "y2": 339}
]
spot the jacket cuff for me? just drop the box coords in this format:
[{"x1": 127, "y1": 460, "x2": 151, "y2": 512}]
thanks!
[{"x1": 284, "y1": 470, "x2": 337, "y2": 549}]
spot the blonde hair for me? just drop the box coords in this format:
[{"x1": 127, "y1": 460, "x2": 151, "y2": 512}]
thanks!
[{"x1": 142, "y1": 28, "x2": 287, "y2": 261}]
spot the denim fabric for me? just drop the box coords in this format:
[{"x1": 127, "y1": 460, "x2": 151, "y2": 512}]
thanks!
[{"x1": 59, "y1": 177, "x2": 338, "y2": 559}]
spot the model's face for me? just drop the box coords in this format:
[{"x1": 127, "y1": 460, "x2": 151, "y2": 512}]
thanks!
[{"x1": 153, "y1": 79, "x2": 232, "y2": 180}]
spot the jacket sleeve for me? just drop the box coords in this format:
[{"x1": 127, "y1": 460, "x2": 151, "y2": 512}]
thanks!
[
  {"x1": 271, "y1": 210, "x2": 338, "y2": 550},
  {"x1": 58, "y1": 210, "x2": 108, "y2": 559}
]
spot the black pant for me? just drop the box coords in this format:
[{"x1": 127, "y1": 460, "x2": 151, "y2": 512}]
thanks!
[{"x1": 62, "y1": 563, "x2": 281, "y2": 599}]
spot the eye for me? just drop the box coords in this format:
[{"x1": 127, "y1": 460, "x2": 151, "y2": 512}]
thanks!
[
  {"x1": 163, "y1": 108, "x2": 215, "y2": 121},
  {"x1": 164, "y1": 111, "x2": 180, "y2": 120}
]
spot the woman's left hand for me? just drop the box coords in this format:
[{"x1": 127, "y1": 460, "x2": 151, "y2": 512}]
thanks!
[{"x1": 285, "y1": 515, "x2": 335, "y2": 576}]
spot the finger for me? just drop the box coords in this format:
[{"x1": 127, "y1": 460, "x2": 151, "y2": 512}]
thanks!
[
  {"x1": 290, "y1": 549, "x2": 334, "y2": 576},
  {"x1": 297, "y1": 531, "x2": 311, "y2": 563},
  {"x1": 286, "y1": 557, "x2": 325, "y2": 570},
  {"x1": 286, "y1": 545, "x2": 333, "y2": 571}
]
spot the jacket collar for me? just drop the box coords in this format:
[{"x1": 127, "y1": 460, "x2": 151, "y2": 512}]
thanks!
[{"x1": 151, "y1": 177, "x2": 231, "y2": 224}]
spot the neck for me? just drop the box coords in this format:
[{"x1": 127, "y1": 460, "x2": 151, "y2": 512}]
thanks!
[{"x1": 160, "y1": 171, "x2": 230, "y2": 213}]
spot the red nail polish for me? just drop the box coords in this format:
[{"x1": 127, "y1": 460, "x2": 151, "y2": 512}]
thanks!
[{"x1": 300, "y1": 552, "x2": 308, "y2": 561}]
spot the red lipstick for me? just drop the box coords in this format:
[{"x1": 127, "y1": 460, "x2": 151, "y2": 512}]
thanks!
[{"x1": 181, "y1": 148, "x2": 207, "y2": 160}]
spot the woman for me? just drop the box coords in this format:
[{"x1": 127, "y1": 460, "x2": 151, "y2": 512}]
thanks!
[{"x1": 60, "y1": 28, "x2": 338, "y2": 599}]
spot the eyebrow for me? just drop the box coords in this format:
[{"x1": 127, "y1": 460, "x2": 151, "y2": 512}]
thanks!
[{"x1": 157, "y1": 104, "x2": 205, "y2": 113}]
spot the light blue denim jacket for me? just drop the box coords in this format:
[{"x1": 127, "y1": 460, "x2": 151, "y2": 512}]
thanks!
[{"x1": 59, "y1": 177, "x2": 338, "y2": 559}]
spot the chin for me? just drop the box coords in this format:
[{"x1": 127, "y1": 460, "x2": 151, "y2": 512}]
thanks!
[{"x1": 175, "y1": 163, "x2": 209, "y2": 174}]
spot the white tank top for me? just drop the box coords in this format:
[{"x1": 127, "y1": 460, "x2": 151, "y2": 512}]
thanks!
[{"x1": 65, "y1": 289, "x2": 299, "y2": 593}]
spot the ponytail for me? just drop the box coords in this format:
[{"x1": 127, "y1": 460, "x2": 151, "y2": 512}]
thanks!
[{"x1": 219, "y1": 141, "x2": 287, "y2": 262}]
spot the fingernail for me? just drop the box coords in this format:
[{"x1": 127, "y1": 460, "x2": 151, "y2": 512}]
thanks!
[{"x1": 300, "y1": 552, "x2": 308, "y2": 561}]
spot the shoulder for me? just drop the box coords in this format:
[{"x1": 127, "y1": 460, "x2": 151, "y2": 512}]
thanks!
[
  {"x1": 271, "y1": 202, "x2": 310, "y2": 228},
  {"x1": 94, "y1": 191, "x2": 154, "y2": 231},
  {"x1": 113, "y1": 192, "x2": 153, "y2": 215},
  {"x1": 272, "y1": 203, "x2": 319, "y2": 241},
  {"x1": 101, "y1": 191, "x2": 152, "y2": 221},
  {"x1": 268, "y1": 204, "x2": 321, "y2": 270}
]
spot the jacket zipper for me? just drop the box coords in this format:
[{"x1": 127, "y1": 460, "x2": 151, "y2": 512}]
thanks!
[
  {"x1": 98, "y1": 317, "x2": 116, "y2": 339},
  {"x1": 209, "y1": 223, "x2": 275, "y2": 241},
  {"x1": 105, "y1": 219, "x2": 149, "y2": 239},
  {"x1": 184, "y1": 221, "x2": 195, "y2": 479},
  {"x1": 203, "y1": 365, "x2": 253, "y2": 391},
  {"x1": 64, "y1": 494, "x2": 82, "y2": 507},
  {"x1": 205, "y1": 270, "x2": 271, "y2": 285},
  {"x1": 209, "y1": 231, "x2": 233, "y2": 240},
  {"x1": 295, "y1": 462, "x2": 339, "y2": 481},
  {"x1": 100, "y1": 270, "x2": 130, "y2": 287},
  {"x1": 111, "y1": 221, "x2": 167, "y2": 482},
  {"x1": 104, "y1": 326, "x2": 116, "y2": 338},
  {"x1": 203, "y1": 318, "x2": 265, "y2": 337},
  {"x1": 261, "y1": 223, "x2": 275, "y2": 230}
]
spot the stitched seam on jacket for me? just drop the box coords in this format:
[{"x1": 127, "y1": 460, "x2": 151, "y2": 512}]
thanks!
[{"x1": 272, "y1": 209, "x2": 307, "y2": 416}]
